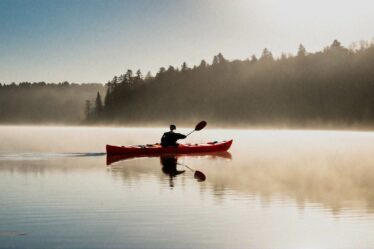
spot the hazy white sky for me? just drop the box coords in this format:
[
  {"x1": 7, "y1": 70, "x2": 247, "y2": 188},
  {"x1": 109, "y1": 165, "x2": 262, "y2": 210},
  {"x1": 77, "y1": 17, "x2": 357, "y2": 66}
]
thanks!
[{"x1": 0, "y1": 0, "x2": 373, "y2": 83}]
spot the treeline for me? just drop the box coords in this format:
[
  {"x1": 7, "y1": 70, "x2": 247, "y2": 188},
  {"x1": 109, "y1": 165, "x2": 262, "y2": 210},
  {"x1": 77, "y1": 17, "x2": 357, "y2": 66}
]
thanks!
[
  {"x1": 0, "y1": 82, "x2": 105, "y2": 124},
  {"x1": 90, "y1": 40, "x2": 374, "y2": 128}
]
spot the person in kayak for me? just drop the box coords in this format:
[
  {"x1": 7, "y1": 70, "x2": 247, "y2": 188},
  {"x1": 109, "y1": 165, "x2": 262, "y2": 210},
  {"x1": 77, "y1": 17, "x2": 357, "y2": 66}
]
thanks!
[{"x1": 161, "y1": 124, "x2": 186, "y2": 147}]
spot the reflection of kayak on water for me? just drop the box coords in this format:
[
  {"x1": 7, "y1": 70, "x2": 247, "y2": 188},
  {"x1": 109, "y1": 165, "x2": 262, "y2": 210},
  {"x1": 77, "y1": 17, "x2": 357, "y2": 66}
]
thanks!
[
  {"x1": 106, "y1": 151, "x2": 232, "y2": 165},
  {"x1": 160, "y1": 156, "x2": 185, "y2": 177},
  {"x1": 160, "y1": 155, "x2": 206, "y2": 187},
  {"x1": 106, "y1": 140, "x2": 233, "y2": 157}
]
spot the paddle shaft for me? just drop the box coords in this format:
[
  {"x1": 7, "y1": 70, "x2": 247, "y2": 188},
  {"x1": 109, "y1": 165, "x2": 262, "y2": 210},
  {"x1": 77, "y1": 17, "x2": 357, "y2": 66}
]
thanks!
[
  {"x1": 185, "y1": 130, "x2": 195, "y2": 137},
  {"x1": 177, "y1": 162, "x2": 194, "y2": 172}
]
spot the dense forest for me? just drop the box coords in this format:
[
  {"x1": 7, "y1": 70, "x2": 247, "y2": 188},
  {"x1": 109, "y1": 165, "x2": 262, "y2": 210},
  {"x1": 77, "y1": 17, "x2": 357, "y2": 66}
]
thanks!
[
  {"x1": 89, "y1": 40, "x2": 374, "y2": 128},
  {"x1": 1, "y1": 40, "x2": 373, "y2": 128},
  {"x1": 0, "y1": 82, "x2": 105, "y2": 124}
]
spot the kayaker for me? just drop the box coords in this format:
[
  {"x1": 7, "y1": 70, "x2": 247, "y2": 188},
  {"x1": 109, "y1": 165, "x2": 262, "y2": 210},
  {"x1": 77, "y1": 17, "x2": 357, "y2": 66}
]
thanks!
[{"x1": 161, "y1": 124, "x2": 186, "y2": 147}]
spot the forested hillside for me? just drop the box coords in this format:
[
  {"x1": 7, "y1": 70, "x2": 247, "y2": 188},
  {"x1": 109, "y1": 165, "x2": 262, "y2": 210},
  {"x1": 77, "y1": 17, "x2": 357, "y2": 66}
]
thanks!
[
  {"x1": 90, "y1": 40, "x2": 374, "y2": 128},
  {"x1": 0, "y1": 82, "x2": 105, "y2": 124}
]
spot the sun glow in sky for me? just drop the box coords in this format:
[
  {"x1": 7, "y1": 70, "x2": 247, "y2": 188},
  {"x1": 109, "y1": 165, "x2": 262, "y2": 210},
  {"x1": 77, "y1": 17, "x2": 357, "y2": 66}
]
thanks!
[{"x1": 0, "y1": 0, "x2": 373, "y2": 83}]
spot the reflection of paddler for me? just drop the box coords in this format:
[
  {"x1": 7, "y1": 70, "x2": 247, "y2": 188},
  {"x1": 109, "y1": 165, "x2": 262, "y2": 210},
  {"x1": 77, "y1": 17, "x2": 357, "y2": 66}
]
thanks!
[{"x1": 160, "y1": 156, "x2": 185, "y2": 187}]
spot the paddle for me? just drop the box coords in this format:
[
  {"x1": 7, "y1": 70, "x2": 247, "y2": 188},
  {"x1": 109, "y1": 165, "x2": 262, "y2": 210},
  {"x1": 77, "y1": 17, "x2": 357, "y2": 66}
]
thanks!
[
  {"x1": 185, "y1": 121, "x2": 207, "y2": 137},
  {"x1": 177, "y1": 162, "x2": 206, "y2": 182}
]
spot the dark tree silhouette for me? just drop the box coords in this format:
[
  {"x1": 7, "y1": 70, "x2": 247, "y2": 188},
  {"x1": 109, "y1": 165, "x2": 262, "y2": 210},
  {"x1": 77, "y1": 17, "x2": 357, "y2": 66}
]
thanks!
[
  {"x1": 212, "y1": 55, "x2": 219, "y2": 65},
  {"x1": 331, "y1": 39, "x2": 342, "y2": 49},
  {"x1": 181, "y1": 62, "x2": 188, "y2": 72},
  {"x1": 2, "y1": 38, "x2": 374, "y2": 128},
  {"x1": 87, "y1": 39, "x2": 374, "y2": 128},
  {"x1": 297, "y1": 44, "x2": 307, "y2": 57},
  {"x1": 95, "y1": 92, "x2": 103, "y2": 115},
  {"x1": 199, "y1": 60, "x2": 208, "y2": 68},
  {"x1": 217, "y1": 53, "x2": 227, "y2": 64},
  {"x1": 260, "y1": 48, "x2": 274, "y2": 61},
  {"x1": 250, "y1": 54, "x2": 258, "y2": 62},
  {"x1": 136, "y1": 69, "x2": 142, "y2": 80},
  {"x1": 145, "y1": 71, "x2": 153, "y2": 80}
]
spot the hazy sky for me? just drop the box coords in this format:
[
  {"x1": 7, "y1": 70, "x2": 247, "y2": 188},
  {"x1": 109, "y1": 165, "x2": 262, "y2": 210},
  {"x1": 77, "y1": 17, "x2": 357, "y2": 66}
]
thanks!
[{"x1": 1, "y1": 0, "x2": 373, "y2": 83}]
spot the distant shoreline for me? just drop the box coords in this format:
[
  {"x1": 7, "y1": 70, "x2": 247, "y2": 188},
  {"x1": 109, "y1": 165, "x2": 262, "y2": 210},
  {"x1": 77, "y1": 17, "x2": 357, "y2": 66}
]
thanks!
[{"x1": 0, "y1": 122, "x2": 373, "y2": 132}]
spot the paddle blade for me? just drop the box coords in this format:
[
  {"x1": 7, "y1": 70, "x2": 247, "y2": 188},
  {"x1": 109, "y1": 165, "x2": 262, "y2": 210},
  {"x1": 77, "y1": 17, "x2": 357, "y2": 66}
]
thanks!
[
  {"x1": 195, "y1": 121, "x2": 207, "y2": 131},
  {"x1": 194, "y1": 170, "x2": 206, "y2": 182}
]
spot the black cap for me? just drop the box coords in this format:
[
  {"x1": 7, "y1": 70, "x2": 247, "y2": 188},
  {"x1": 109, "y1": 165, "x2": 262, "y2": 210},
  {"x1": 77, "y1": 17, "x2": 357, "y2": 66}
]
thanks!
[{"x1": 170, "y1": 124, "x2": 176, "y2": 130}]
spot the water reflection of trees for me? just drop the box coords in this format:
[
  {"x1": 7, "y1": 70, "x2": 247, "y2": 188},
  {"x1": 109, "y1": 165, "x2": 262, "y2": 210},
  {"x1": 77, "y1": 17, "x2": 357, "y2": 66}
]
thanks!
[
  {"x1": 108, "y1": 151, "x2": 374, "y2": 214},
  {"x1": 2, "y1": 150, "x2": 374, "y2": 214},
  {"x1": 206, "y1": 157, "x2": 374, "y2": 214}
]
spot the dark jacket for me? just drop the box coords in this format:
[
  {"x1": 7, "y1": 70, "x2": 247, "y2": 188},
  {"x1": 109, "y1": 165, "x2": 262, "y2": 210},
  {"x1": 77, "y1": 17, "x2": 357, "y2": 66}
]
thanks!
[{"x1": 161, "y1": 131, "x2": 186, "y2": 147}]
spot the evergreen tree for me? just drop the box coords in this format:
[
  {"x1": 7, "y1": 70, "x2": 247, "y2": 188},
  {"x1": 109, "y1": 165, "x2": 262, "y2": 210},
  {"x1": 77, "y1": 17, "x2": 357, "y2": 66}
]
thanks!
[
  {"x1": 297, "y1": 44, "x2": 307, "y2": 57},
  {"x1": 331, "y1": 39, "x2": 342, "y2": 49},
  {"x1": 199, "y1": 60, "x2": 207, "y2": 68},
  {"x1": 212, "y1": 55, "x2": 219, "y2": 65},
  {"x1": 136, "y1": 69, "x2": 142, "y2": 80},
  {"x1": 145, "y1": 71, "x2": 153, "y2": 80},
  {"x1": 118, "y1": 74, "x2": 126, "y2": 84},
  {"x1": 181, "y1": 62, "x2": 188, "y2": 72},
  {"x1": 112, "y1": 76, "x2": 118, "y2": 84},
  {"x1": 217, "y1": 53, "x2": 227, "y2": 64},
  {"x1": 167, "y1": 66, "x2": 176, "y2": 72},
  {"x1": 260, "y1": 48, "x2": 274, "y2": 61},
  {"x1": 157, "y1": 67, "x2": 166, "y2": 76},
  {"x1": 250, "y1": 54, "x2": 258, "y2": 63},
  {"x1": 104, "y1": 86, "x2": 111, "y2": 106},
  {"x1": 95, "y1": 92, "x2": 103, "y2": 114},
  {"x1": 125, "y1": 69, "x2": 133, "y2": 85}
]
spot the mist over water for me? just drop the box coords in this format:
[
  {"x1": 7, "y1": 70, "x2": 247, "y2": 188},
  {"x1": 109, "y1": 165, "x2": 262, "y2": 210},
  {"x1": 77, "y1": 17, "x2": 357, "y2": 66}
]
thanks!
[{"x1": 1, "y1": 126, "x2": 374, "y2": 249}]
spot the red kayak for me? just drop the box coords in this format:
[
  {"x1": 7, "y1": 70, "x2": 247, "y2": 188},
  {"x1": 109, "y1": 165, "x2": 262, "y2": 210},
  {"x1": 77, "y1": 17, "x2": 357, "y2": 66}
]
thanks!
[{"x1": 106, "y1": 140, "x2": 233, "y2": 156}]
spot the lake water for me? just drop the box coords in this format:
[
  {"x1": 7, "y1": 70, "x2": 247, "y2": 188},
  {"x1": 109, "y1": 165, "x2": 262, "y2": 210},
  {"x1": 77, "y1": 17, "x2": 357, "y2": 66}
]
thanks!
[{"x1": 0, "y1": 126, "x2": 374, "y2": 249}]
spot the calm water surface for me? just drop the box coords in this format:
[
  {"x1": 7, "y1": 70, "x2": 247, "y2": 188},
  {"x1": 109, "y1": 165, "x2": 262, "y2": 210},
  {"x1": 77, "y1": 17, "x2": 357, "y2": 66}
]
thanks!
[{"x1": 0, "y1": 126, "x2": 374, "y2": 249}]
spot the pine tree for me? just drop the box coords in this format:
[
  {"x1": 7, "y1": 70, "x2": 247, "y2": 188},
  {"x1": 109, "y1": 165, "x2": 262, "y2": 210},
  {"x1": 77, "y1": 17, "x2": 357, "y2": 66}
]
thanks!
[
  {"x1": 250, "y1": 54, "x2": 258, "y2": 63},
  {"x1": 145, "y1": 71, "x2": 153, "y2": 80},
  {"x1": 297, "y1": 44, "x2": 307, "y2": 57},
  {"x1": 212, "y1": 55, "x2": 219, "y2": 65},
  {"x1": 331, "y1": 39, "x2": 342, "y2": 49},
  {"x1": 136, "y1": 69, "x2": 142, "y2": 80},
  {"x1": 260, "y1": 48, "x2": 274, "y2": 62},
  {"x1": 95, "y1": 92, "x2": 103, "y2": 114},
  {"x1": 125, "y1": 69, "x2": 133, "y2": 85},
  {"x1": 217, "y1": 53, "x2": 227, "y2": 64},
  {"x1": 181, "y1": 62, "x2": 188, "y2": 72},
  {"x1": 199, "y1": 60, "x2": 207, "y2": 68}
]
